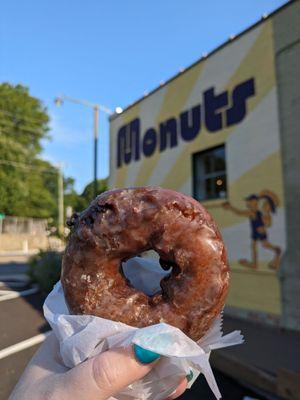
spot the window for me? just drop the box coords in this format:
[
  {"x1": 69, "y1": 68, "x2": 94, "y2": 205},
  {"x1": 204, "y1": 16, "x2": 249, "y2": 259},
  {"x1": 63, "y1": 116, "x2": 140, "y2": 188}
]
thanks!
[{"x1": 193, "y1": 145, "x2": 227, "y2": 201}]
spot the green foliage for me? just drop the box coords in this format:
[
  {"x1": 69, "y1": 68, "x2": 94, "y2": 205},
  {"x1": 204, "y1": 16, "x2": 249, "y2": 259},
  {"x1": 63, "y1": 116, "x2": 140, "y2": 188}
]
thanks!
[
  {"x1": 80, "y1": 178, "x2": 108, "y2": 209},
  {"x1": 28, "y1": 250, "x2": 62, "y2": 293},
  {"x1": 0, "y1": 82, "x2": 58, "y2": 218},
  {"x1": 64, "y1": 178, "x2": 108, "y2": 214},
  {"x1": 0, "y1": 83, "x2": 49, "y2": 156}
]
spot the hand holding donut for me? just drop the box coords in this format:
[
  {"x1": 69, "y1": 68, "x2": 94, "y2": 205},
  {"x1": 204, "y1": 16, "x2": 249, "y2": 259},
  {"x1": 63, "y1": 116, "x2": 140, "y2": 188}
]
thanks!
[
  {"x1": 9, "y1": 333, "x2": 188, "y2": 400},
  {"x1": 11, "y1": 187, "x2": 229, "y2": 399}
]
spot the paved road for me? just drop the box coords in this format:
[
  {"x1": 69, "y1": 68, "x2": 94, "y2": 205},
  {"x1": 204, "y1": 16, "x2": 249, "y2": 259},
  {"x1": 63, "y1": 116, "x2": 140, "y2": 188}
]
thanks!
[
  {"x1": 0, "y1": 292, "x2": 48, "y2": 350},
  {"x1": 0, "y1": 256, "x2": 48, "y2": 398}
]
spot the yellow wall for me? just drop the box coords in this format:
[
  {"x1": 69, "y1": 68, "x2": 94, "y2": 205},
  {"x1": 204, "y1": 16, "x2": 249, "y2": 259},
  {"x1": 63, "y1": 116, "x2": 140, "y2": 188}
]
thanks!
[{"x1": 109, "y1": 19, "x2": 285, "y2": 317}]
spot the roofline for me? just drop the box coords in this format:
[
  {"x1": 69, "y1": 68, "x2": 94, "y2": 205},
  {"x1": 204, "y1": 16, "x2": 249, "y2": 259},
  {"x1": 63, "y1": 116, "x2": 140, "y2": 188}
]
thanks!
[{"x1": 110, "y1": 0, "x2": 293, "y2": 122}]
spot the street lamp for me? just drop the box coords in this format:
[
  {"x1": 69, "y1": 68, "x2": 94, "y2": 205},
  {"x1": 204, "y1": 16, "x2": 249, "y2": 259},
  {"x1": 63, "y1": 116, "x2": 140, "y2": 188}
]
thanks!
[
  {"x1": 54, "y1": 95, "x2": 113, "y2": 198},
  {"x1": 115, "y1": 106, "x2": 123, "y2": 114}
]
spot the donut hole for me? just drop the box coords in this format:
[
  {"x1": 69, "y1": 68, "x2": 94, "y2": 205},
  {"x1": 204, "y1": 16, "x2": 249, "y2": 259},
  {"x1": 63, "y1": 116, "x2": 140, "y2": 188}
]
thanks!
[{"x1": 121, "y1": 250, "x2": 176, "y2": 296}]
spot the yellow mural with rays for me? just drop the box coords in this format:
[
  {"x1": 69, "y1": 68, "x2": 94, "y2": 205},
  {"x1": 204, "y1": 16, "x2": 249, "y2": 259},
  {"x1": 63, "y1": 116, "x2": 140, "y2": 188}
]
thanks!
[{"x1": 109, "y1": 19, "x2": 285, "y2": 317}]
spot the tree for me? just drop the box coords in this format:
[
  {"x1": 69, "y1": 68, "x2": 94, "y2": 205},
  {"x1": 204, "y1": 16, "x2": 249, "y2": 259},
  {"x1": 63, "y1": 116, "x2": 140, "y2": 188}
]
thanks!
[
  {"x1": 0, "y1": 83, "x2": 49, "y2": 156},
  {"x1": 0, "y1": 82, "x2": 109, "y2": 224},
  {"x1": 80, "y1": 178, "x2": 108, "y2": 209},
  {"x1": 63, "y1": 177, "x2": 86, "y2": 213},
  {"x1": 64, "y1": 178, "x2": 108, "y2": 214},
  {"x1": 0, "y1": 82, "x2": 57, "y2": 219}
]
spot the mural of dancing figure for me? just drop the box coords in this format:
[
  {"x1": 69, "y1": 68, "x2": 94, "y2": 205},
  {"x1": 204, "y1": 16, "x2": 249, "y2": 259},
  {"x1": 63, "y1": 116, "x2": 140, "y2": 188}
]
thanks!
[{"x1": 222, "y1": 190, "x2": 281, "y2": 270}]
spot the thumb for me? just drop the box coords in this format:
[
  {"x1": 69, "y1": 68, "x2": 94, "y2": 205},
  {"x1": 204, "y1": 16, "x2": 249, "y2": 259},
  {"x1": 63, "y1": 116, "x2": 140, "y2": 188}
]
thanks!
[{"x1": 57, "y1": 345, "x2": 160, "y2": 400}]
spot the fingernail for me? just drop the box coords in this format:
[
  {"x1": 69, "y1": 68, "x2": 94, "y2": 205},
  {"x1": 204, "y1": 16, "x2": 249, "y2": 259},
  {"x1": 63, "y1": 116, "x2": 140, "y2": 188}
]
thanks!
[
  {"x1": 186, "y1": 370, "x2": 194, "y2": 382},
  {"x1": 133, "y1": 344, "x2": 160, "y2": 364}
]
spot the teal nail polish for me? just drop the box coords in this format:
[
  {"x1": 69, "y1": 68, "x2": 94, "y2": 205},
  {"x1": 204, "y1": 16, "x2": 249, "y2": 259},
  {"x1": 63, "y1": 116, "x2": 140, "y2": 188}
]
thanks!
[
  {"x1": 133, "y1": 344, "x2": 160, "y2": 364},
  {"x1": 186, "y1": 370, "x2": 194, "y2": 382}
]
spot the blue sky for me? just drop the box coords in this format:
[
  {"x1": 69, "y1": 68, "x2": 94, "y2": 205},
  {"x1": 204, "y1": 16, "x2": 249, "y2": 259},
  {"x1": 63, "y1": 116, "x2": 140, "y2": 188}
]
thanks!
[{"x1": 1, "y1": 0, "x2": 286, "y2": 192}]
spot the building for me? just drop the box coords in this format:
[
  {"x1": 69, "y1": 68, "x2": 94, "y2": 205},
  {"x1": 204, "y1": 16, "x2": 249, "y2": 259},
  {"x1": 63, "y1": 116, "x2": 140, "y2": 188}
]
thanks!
[{"x1": 109, "y1": 0, "x2": 300, "y2": 340}]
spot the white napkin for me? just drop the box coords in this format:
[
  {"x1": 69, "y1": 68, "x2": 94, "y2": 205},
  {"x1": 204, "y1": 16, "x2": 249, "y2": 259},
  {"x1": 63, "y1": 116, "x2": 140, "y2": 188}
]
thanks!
[{"x1": 44, "y1": 257, "x2": 243, "y2": 400}]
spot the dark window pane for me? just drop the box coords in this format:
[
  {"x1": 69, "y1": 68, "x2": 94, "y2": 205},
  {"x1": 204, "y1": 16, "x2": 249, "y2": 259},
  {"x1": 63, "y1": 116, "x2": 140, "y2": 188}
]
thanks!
[
  {"x1": 212, "y1": 147, "x2": 226, "y2": 172},
  {"x1": 193, "y1": 180, "x2": 201, "y2": 200},
  {"x1": 203, "y1": 154, "x2": 212, "y2": 173},
  {"x1": 193, "y1": 145, "x2": 227, "y2": 201},
  {"x1": 205, "y1": 178, "x2": 214, "y2": 199}
]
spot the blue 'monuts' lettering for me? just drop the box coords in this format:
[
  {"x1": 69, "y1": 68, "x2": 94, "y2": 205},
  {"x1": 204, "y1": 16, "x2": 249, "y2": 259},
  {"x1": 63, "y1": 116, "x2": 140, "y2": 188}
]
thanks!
[
  {"x1": 143, "y1": 128, "x2": 157, "y2": 157},
  {"x1": 160, "y1": 118, "x2": 177, "y2": 152},
  {"x1": 117, "y1": 119, "x2": 140, "y2": 167},
  {"x1": 117, "y1": 77, "x2": 255, "y2": 168},
  {"x1": 226, "y1": 79, "x2": 255, "y2": 126},
  {"x1": 204, "y1": 87, "x2": 228, "y2": 132},
  {"x1": 180, "y1": 105, "x2": 201, "y2": 141}
]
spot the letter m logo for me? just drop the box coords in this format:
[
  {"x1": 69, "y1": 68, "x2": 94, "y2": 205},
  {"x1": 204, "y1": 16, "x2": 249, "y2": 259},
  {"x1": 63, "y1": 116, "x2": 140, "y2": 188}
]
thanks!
[{"x1": 117, "y1": 118, "x2": 140, "y2": 168}]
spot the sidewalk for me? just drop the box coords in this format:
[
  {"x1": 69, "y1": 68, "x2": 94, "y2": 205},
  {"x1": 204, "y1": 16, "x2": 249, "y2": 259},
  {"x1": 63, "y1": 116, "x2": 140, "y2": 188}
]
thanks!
[{"x1": 212, "y1": 315, "x2": 300, "y2": 399}]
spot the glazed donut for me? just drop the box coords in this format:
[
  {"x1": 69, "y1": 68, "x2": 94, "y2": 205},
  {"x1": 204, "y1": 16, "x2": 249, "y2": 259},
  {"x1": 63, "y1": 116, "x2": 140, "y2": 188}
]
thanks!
[{"x1": 61, "y1": 186, "x2": 229, "y2": 341}]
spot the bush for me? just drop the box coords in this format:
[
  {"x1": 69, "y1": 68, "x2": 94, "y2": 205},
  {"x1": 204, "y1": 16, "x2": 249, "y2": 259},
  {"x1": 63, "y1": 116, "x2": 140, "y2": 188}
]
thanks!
[{"x1": 28, "y1": 250, "x2": 62, "y2": 293}]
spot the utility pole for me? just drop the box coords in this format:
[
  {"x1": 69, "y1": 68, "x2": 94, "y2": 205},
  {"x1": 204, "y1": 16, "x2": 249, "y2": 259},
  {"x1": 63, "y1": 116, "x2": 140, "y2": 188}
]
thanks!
[
  {"x1": 58, "y1": 164, "x2": 64, "y2": 236},
  {"x1": 93, "y1": 106, "x2": 99, "y2": 198},
  {"x1": 54, "y1": 95, "x2": 113, "y2": 200}
]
